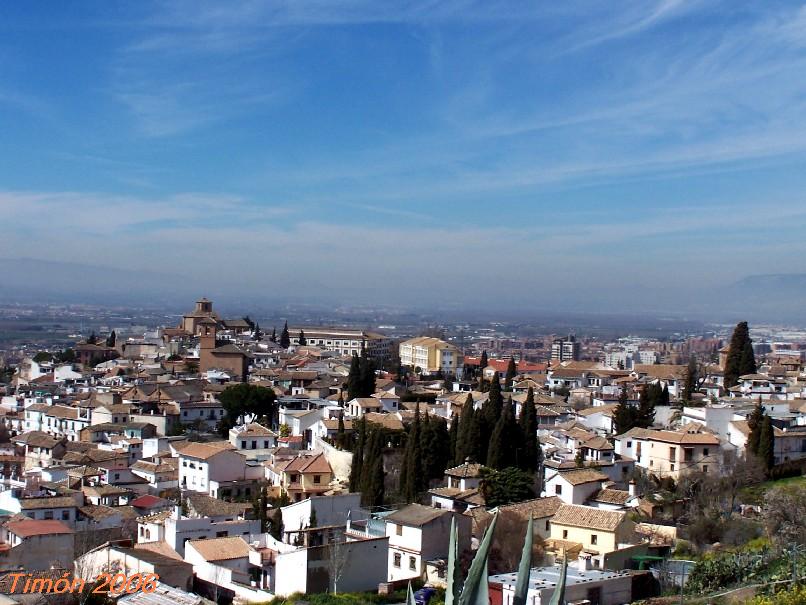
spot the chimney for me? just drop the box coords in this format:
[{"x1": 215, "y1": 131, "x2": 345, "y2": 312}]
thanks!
[
  {"x1": 577, "y1": 554, "x2": 592, "y2": 572},
  {"x1": 628, "y1": 480, "x2": 637, "y2": 497}
]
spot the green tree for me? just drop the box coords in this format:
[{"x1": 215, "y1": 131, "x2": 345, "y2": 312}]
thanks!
[
  {"x1": 309, "y1": 507, "x2": 317, "y2": 527},
  {"x1": 360, "y1": 428, "x2": 385, "y2": 507},
  {"x1": 635, "y1": 385, "x2": 656, "y2": 428},
  {"x1": 683, "y1": 356, "x2": 699, "y2": 402},
  {"x1": 421, "y1": 414, "x2": 451, "y2": 482},
  {"x1": 253, "y1": 486, "x2": 270, "y2": 532},
  {"x1": 479, "y1": 374, "x2": 504, "y2": 462},
  {"x1": 358, "y1": 345, "x2": 376, "y2": 397},
  {"x1": 270, "y1": 506, "x2": 283, "y2": 540},
  {"x1": 724, "y1": 321, "x2": 755, "y2": 388},
  {"x1": 218, "y1": 383, "x2": 277, "y2": 437},
  {"x1": 454, "y1": 394, "x2": 479, "y2": 464},
  {"x1": 106, "y1": 330, "x2": 117, "y2": 348},
  {"x1": 487, "y1": 397, "x2": 518, "y2": 470},
  {"x1": 336, "y1": 414, "x2": 346, "y2": 449},
  {"x1": 518, "y1": 388, "x2": 539, "y2": 472},
  {"x1": 746, "y1": 401, "x2": 765, "y2": 456},
  {"x1": 613, "y1": 387, "x2": 637, "y2": 434},
  {"x1": 280, "y1": 321, "x2": 291, "y2": 349},
  {"x1": 349, "y1": 416, "x2": 367, "y2": 492},
  {"x1": 271, "y1": 327, "x2": 277, "y2": 342},
  {"x1": 400, "y1": 404, "x2": 424, "y2": 502},
  {"x1": 87, "y1": 331, "x2": 98, "y2": 345},
  {"x1": 480, "y1": 467, "x2": 536, "y2": 508},
  {"x1": 449, "y1": 414, "x2": 459, "y2": 463},
  {"x1": 575, "y1": 448, "x2": 585, "y2": 467},
  {"x1": 33, "y1": 351, "x2": 52, "y2": 363},
  {"x1": 253, "y1": 322, "x2": 262, "y2": 341},
  {"x1": 757, "y1": 415, "x2": 775, "y2": 471},
  {"x1": 298, "y1": 330, "x2": 307, "y2": 346},
  {"x1": 504, "y1": 357, "x2": 517, "y2": 390},
  {"x1": 347, "y1": 353, "x2": 361, "y2": 400},
  {"x1": 480, "y1": 350, "x2": 488, "y2": 369}
]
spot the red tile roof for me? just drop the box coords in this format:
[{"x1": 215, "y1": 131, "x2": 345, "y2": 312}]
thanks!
[{"x1": 5, "y1": 519, "x2": 73, "y2": 538}]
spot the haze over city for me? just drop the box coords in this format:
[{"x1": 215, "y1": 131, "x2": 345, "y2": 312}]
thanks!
[{"x1": 2, "y1": 2, "x2": 806, "y2": 320}]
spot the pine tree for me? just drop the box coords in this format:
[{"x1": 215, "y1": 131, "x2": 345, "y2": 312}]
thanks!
[
  {"x1": 746, "y1": 401, "x2": 765, "y2": 456},
  {"x1": 758, "y1": 415, "x2": 775, "y2": 471},
  {"x1": 298, "y1": 330, "x2": 307, "y2": 346},
  {"x1": 518, "y1": 387, "x2": 539, "y2": 472},
  {"x1": 724, "y1": 321, "x2": 755, "y2": 388},
  {"x1": 347, "y1": 353, "x2": 361, "y2": 400},
  {"x1": 349, "y1": 417, "x2": 367, "y2": 492},
  {"x1": 280, "y1": 321, "x2": 291, "y2": 349},
  {"x1": 613, "y1": 387, "x2": 637, "y2": 434},
  {"x1": 359, "y1": 346, "x2": 376, "y2": 397}
]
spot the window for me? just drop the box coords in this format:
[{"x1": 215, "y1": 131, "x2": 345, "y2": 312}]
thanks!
[
  {"x1": 62, "y1": 510, "x2": 70, "y2": 520},
  {"x1": 703, "y1": 448, "x2": 710, "y2": 456},
  {"x1": 314, "y1": 475, "x2": 321, "y2": 484},
  {"x1": 393, "y1": 553, "x2": 401, "y2": 568},
  {"x1": 264, "y1": 441, "x2": 269, "y2": 448},
  {"x1": 702, "y1": 465, "x2": 708, "y2": 473},
  {"x1": 626, "y1": 441, "x2": 632, "y2": 448},
  {"x1": 591, "y1": 534, "x2": 597, "y2": 545},
  {"x1": 251, "y1": 440, "x2": 257, "y2": 449},
  {"x1": 241, "y1": 441, "x2": 247, "y2": 448},
  {"x1": 396, "y1": 524, "x2": 403, "y2": 536},
  {"x1": 562, "y1": 530, "x2": 568, "y2": 539},
  {"x1": 290, "y1": 474, "x2": 298, "y2": 483},
  {"x1": 44, "y1": 511, "x2": 54, "y2": 520},
  {"x1": 670, "y1": 463, "x2": 675, "y2": 472},
  {"x1": 684, "y1": 448, "x2": 694, "y2": 462},
  {"x1": 555, "y1": 485, "x2": 562, "y2": 495},
  {"x1": 669, "y1": 447, "x2": 676, "y2": 460},
  {"x1": 545, "y1": 521, "x2": 550, "y2": 531},
  {"x1": 216, "y1": 531, "x2": 228, "y2": 537},
  {"x1": 409, "y1": 556, "x2": 417, "y2": 571}
]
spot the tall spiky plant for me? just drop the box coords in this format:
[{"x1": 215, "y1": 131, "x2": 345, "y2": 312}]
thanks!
[
  {"x1": 407, "y1": 582, "x2": 416, "y2": 605},
  {"x1": 513, "y1": 516, "x2": 534, "y2": 605},
  {"x1": 547, "y1": 553, "x2": 568, "y2": 605},
  {"x1": 458, "y1": 512, "x2": 499, "y2": 605},
  {"x1": 445, "y1": 516, "x2": 461, "y2": 605}
]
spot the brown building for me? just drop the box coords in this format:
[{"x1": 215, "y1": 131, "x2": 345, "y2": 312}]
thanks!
[{"x1": 199, "y1": 321, "x2": 250, "y2": 382}]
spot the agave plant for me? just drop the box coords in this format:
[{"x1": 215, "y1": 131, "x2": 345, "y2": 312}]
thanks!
[{"x1": 444, "y1": 512, "x2": 569, "y2": 605}]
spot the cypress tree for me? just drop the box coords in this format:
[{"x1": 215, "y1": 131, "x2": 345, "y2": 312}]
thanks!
[
  {"x1": 746, "y1": 401, "x2": 765, "y2": 456},
  {"x1": 271, "y1": 327, "x2": 277, "y2": 343},
  {"x1": 401, "y1": 404, "x2": 424, "y2": 502},
  {"x1": 758, "y1": 415, "x2": 775, "y2": 471},
  {"x1": 367, "y1": 443, "x2": 385, "y2": 507},
  {"x1": 337, "y1": 415, "x2": 346, "y2": 448},
  {"x1": 420, "y1": 412, "x2": 436, "y2": 482},
  {"x1": 724, "y1": 321, "x2": 754, "y2": 388},
  {"x1": 454, "y1": 394, "x2": 474, "y2": 464},
  {"x1": 661, "y1": 384, "x2": 670, "y2": 406},
  {"x1": 359, "y1": 346, "x2": 376, "y2": 397},
  {"x1": 280, "y1": 321, "x2": 291, "y2": 349},
  {"x1": 636, "y1": 385, "x2": 656, "y2": 428},
  {"x1": 349, "y1": 416, "x2": 367, "y2": 492},
  {"x1": 361, "y1": 428, "x2": 385, "y2": 507},
  {"x1": 479, "y1": 375, "x2": 503, "y2": 463},
  {"x1": 106, "y1": 330, "x2": 116, "y2": 347},
  {"x1": 298, "y1": 330, "x2": 307, "y2": 346},
  {"x1": 487, "y1": 398, "x2": 517, "y2": 469},
  {"x1": 347, "y1": 353, "x2": 361, "y2": 400},
  {"x1": 448, "y1": 414, "x2": 459, "y2": 463},
  {"x1": 254, "y1": 323, "x2": 262, "y2": 342},
  {"x1": 270, "y1": 506, "x2": 283, "y2": 540},
  {"x1": 432, "y1": 417, "x2": 451, "y2": 479},
  {"x1": 518, "y1": 387, "x2": 539, "y2": 472},
  {"x1": 613, "y1": 387, "x2": 636, "y2": 434},
  {"x1": 683, "y1": 356, "x2": 698, "y2": 402},
  {"x1": 505, "y1": 357, "x2": 517, "y2": 390},
  {"x1": 480, "y1": 350, "x2": 488, "y2": 369}
]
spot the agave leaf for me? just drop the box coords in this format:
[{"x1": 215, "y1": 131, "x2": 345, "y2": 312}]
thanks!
[
  {"x1": 547, "y1": 553, "x2": 568, "y2": 605},
  {"x1": 458, "y1": 511, "x2": 498, "y2": 605},
  {"x1": 513, "y1": 516, "x2": 534, "y2": 605},
  {"x1": 407, "y1": 581, "x2": 416, "y2": 605},
  {"x1": 446, "y1": 515, "x2": 460, "y2": 605}
]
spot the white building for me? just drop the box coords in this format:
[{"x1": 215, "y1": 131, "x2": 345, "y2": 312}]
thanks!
[
  {"x1": 399, "y1": 337, "x2": 464, "y2": 377},
  {"x1": 385, "y1": 503, "x2": 470, "y2": 582},
  {"x1": 177, "y1": 442, "x2": 251, "y2": 495},
  {"x1": 544, "y1": 469, "x2": 609, "y2": 505}
]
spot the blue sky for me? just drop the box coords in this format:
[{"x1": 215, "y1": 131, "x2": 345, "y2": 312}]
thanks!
[{"x1": 2, "y1": 1, "x2": 806, "y2": 312}]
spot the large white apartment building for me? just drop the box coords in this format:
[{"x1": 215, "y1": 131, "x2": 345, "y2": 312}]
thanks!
[
  {"x1": 289, "y1": 327, "x2": 393, "y2": 362},
  {"x1": 399, "y1": 337, "x2": 463, "y2": 377}
]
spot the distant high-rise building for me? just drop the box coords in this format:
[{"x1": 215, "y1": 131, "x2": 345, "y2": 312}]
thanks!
[{"x1": 551, "y1": 335, "x2": 580, "y2": 362}]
